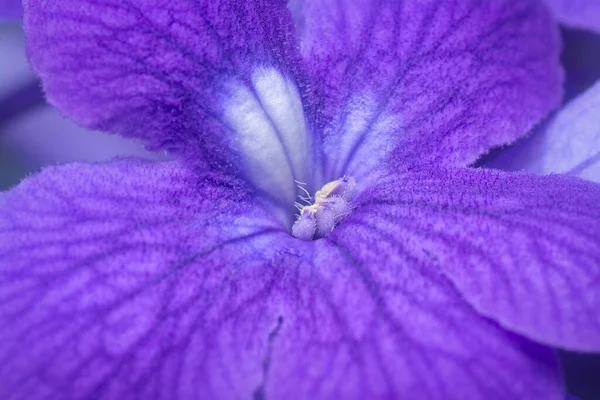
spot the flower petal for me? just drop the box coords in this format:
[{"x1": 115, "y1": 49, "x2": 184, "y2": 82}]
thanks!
[
  {"x1": 544, "y1": 0, "x2": 600, "y2": 32},
  {"x1": 357, "y1": 167, "x2": 600, "y2": 351},
  {"x1": 300, "y1": 0, "x2": 562, "y2": 177},
  {"x1": 486, "y1": 80, "x2": 600, "y2": 183},
  {"x1": 0, "y1": 160, "x2": 562, "y2": 399},
  {"x1": 266, "y1": 239, "x2": 563, "y2": 399},
  {"x1": 23, "y1": 0, "x2": 315, "y2": 210},
  {"x1": 0, "y1": 158, "x2": 285, "y2": 398}
]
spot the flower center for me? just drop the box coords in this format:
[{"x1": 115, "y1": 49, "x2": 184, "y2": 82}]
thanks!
[{"x1": 291, "y1": 176, "x2": 356, "y2": 241}]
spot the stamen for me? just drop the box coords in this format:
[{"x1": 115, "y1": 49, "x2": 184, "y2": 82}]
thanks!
[
  {"x1": 296, "y1": 184, "x2": 313, "y2": 201},
  {"x1": 299, "y1": 196, "x2": 312, "y2": 204},
  {"x1": 291, "y1": 176, "x2": 356, "y2": 241}
]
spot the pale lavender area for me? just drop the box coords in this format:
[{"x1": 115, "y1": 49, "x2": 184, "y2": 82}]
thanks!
[
  {"x1": 0, "y1": 23, "x2": 168, "y2": 179},
  {"x1": 545, "y1": 0, "x2": 600, "y2": 32},
  {"x1": 486, "y1": 82, "x2": 600, "y2": 183},
  {"x1": 0, "y1": 22, "x2": 32, "y2": 94},
  {"x1": 1, "y1": 107, "x2": 169, "y2": 166}
]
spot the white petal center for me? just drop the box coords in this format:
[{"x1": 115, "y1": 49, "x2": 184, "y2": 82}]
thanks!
[{"x1": 224, "y1": 68, "x2": 312, "y2": 220}]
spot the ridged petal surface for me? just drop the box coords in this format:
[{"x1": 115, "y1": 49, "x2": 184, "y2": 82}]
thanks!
[
  {"x1": 299, "y1": 0, "x2": 562, "y2": 175},
  {"x1": 0, "y1": 160, "x2": 566, "y2": 399}
]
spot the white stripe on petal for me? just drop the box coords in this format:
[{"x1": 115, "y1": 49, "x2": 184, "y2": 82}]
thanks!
[
  {"x1": 325, "y1": 96, "x2": 397, "y2": 189},
  {"x1": 223, "y1": 68, "x2": 312, "y2": 220}
]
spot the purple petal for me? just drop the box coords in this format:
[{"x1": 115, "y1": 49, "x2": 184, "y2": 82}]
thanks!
[
  {"x1": 23, "y1": 0, "x2": 319, "y2": 214},
  {"x1": 544, "y1": 0, "x2": 600, "y2": 32},
  {"x1": 23, "y1": 0, "x2": 302, "y2": 140},
  {"x1": 0, "y1": 0, "x2": 21, "y2": 20},
  {"x1": 486, "y1": 81, "x2": 600, "y2": 183},
  {"x1": 300, "y1": 0, "x2": 562, "y2": 173},
  {"x1": 0, "y1": 159, "x2": 280, "y2": 398},
  {"x1": 357, "y1": 167, "x2": 600, "y2": 351},
  {"x1": 0, "y1": 160, "x2": 562, "y2": 399}
]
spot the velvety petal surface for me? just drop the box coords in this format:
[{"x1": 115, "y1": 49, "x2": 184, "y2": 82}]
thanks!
[
  {"x1": 0, "y1": 159, "x2": 282, "y2": 399},
  {"x1": 300, "y1": 0, "x2": 562, "y2": 179},
  {"x1": 544, "y1": 0, "x2": 600, "y2": 32},
  {"x1": 486, "y1": 80, "x2": 600, "y2": 182},
  {"x1": 23, "y1": 0, "x2": 316, "y2": 211},
  {"x1": 358, "y1": 167, "x2": 600, "y2": 351},
  {"x1": 0, "y1": 160, "x2": 562, "y2": 399}
]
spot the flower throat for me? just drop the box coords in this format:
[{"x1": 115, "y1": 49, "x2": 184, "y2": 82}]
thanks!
[{"x1": 291, "y1": 176, "x2": 356, "y2": 241}]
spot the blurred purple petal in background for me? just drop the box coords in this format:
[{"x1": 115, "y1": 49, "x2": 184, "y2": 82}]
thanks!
[
  {"x1": 2, "y1": 106, "x2": 170, "y2": 165},
  {"x1": 544, "y1": 0, "x2": 600, "y2": 32},
  {"x1": 0, "y1": 23, "x2": 31, "y2": 94},
  {"x1": 0, "y1": 22, "x2": 168, "y2": 189},
  {"x1": 485, "y1": 81, "x2": 600, "y2": 182},
  {"x1": 483, "y1": 2, "x2": 600, "y2": 184},
  {"x1": 482, "y1": 25, "x2": 600, "y2": 186}
]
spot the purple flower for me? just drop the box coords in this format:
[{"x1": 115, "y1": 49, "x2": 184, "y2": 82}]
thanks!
[
  {"x1": 486, "y1": 80, "x2": 600, "y2": 182},
  {"x1": 1, "y1": 1, "x2": 599, "y2": 399}
]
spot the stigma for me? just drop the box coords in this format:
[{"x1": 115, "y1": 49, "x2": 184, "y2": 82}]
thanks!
[{"x1": 291, "y1": 176, "x2": 356, "y2": 241}]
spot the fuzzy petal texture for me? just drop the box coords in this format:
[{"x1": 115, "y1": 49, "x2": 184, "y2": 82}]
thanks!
[
  {"x1": 544, "y1": 0, "x2": 600, "y2": 32},
  {"x1": 300, "y1": 0, "x2": 562, "y2": 178},
  {"x1": 486, "y1": 81, "x2": 600, "y2": 182},
  {"x1": 22, "y1": 0, "x2": 320, "y2": 212},
  {"x1": 361, "y1": 167, "x2": 600, "y2": 351},
  {"x1": 22, "y1": 0, "x2": 310, "y2": 171},
  {"x1": 0, "y1": 160, "x2": 563, "y2": 399}
]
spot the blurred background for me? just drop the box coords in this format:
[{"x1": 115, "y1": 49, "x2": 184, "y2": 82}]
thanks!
[
  {"x1": 0, "y1": 21, "x2": 166, "y2": 191},
  {"x1": 1, "y1": 14, "x2": 600, "y2": 400}
]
